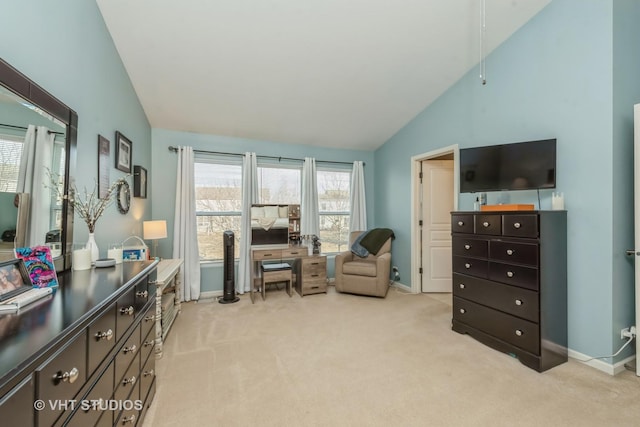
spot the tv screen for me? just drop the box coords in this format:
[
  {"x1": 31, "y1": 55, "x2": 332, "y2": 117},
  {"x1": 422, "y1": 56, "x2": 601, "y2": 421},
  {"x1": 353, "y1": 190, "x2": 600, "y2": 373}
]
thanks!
[{"x1": 459, "y1": 139, "x2": 556, "y2": 193}]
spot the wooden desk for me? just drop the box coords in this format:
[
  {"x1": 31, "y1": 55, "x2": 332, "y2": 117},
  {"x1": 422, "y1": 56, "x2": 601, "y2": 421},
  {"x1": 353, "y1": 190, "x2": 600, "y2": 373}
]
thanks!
[
  {"x1": 154, "y1": 258, "x2": 183, "y2": 358},
  {"x1": 250, "y1": 245, "x2": 327, "y2": 303}
]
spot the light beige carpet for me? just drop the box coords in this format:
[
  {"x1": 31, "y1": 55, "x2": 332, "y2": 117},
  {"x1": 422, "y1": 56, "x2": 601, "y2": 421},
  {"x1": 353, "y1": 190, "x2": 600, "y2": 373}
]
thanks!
[{"x1": 143, "y1": 286, "x2": 640, "y2": 427}]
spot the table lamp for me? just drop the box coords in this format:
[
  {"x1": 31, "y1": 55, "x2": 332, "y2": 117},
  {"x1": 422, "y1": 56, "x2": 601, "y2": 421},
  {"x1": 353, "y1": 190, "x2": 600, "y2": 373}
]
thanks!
[{"x1": 143, "y1": 220, "x2": 167, "y2": 259}]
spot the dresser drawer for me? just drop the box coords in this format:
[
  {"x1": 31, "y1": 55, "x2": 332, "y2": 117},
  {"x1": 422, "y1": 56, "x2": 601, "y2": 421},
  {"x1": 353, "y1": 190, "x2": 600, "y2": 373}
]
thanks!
[
  {"x1": 453, "y1": 273, "x2": 539, "y2": 322},
  {"x1": 116, "y1": 288, "x2": 136, "y2": 341},
  {"x1": 490, "y1": 240, "x2": 538, "y2": 266},
  {"x1": 115, "y1": 323, "x2": 141, "y2": 384},
  {"x1": 0, "y1": 375, "x2": 34, "y2": 427},
  {"x1": 302, "y1": 279, "x2": 327, "y2": 294},
  {"x1": 36, "y1": 331, "x2": 87, "y2": 427},
  {"x1": 88, "y1": 302, "x2": 116, "y2": 375},
  {"x1": 502, "y1": 214, "x2": 538, "y2": 238},
  {"x1": 140, "y1": 302, "x2": 156, "y2": 343},
  {"x1": 140, "y1": 349, "x2": 156, "y2": 403},
  {"x1": 140, "y1": 325, "x2": 156, "y2": 364},
  {"x1": 489, "y1": 262, "x2": 538, "y2": 291},
  {"x1": 475, "y1": 214, "x2": 501, "y2": 235},
  {"x1": 452, "y1": 237, "x2": 488, "y2": 258},
  {"x1": 452, "y1": 256, "x2": 488, "y2": 278},
  {"x1": 134, "y1": 279, "x2": 154, "y2": 311},
  {"x1": 451, "y1": 214, "x2": 474, "y2": 234},
  {"x1": 67, "y1": 362, "x2": 115, "y2": 427},
  {"x1": 115, "y1": 351, "x2": 140, "y2": 402},
  {"x1": 281, "y1": 247, "x2": 305, "y2": 258},
  {"x1": 301, "y1": 257, "x2": 326, "y2": 272},
  {"x1": 453, "y1": 297, "x2": 539, "y2": 355},
  {"x1": 253, "y1": 249, "x2": 281, "y2": 261}
]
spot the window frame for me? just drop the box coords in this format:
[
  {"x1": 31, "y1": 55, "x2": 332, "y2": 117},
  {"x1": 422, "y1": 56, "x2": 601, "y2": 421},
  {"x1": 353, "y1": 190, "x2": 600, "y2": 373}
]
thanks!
[{"x1": 316, "y1": 165, "x2": 352, "y2": 255}]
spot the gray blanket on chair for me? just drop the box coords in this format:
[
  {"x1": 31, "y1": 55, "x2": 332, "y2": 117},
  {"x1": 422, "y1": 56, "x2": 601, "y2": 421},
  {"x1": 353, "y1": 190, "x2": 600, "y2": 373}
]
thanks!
[{"x1": 351, "y1": 228, "x2": 395, "y2": 257}]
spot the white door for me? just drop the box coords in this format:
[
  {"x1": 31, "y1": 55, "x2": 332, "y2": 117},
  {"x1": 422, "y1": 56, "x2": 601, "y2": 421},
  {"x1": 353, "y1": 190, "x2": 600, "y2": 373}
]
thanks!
[
  {"x1": 633, "y1": 104, "x2": 640, "y2": 376},
  {"x1": 421, "y1": 160, "x2": 454, "y2": 292}
]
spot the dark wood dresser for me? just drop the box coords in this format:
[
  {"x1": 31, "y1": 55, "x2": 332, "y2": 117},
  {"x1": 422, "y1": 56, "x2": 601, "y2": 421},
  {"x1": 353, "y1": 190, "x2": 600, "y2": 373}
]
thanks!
[
  {"x1": 450, "y1": 210, "x2": 567, "y2": 372},
  {"x1": 0, "y1": 260, "x2": 159, "y2": 426}
]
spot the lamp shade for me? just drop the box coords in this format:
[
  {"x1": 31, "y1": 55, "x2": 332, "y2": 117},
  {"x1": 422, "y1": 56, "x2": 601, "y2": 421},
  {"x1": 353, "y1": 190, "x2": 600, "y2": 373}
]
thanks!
[{"x1": 143, "y1": 220, "x2": 167, "y2": 240}]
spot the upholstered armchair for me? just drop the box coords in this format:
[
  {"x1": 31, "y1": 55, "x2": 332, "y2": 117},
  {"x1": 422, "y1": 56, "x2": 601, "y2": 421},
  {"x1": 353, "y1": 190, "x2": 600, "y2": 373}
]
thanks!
[{"x1": 334, "y1": 230, "x2": 393, "y2": 298}]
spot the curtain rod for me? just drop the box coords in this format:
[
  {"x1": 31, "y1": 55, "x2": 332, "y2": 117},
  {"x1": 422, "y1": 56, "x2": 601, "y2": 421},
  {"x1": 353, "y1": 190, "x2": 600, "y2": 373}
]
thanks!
[
  {"x1": 167, "y1": 146, "x2": 364, "y2": 166},
  {"x1": 0, "y1": 122, "x2": 64, "y2": 135}
]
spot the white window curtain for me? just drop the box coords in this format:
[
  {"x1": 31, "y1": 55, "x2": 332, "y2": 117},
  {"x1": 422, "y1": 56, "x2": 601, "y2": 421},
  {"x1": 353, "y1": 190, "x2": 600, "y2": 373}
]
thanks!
[
  {"x1": 237, "y1": 152, "x2": 258, "y2": 294},
  {"x1": 173, "y1": 146, "x2": 201, "y2": 301},
  {"x1": 300, "y1": 157, "x2": 319, "y2": 237},
  {"x1": 17, "y1": 125, "x2": 54, "y2": 245},
  {"x1": 349, "y1": 160, "x2": 367, "y2": 233}
]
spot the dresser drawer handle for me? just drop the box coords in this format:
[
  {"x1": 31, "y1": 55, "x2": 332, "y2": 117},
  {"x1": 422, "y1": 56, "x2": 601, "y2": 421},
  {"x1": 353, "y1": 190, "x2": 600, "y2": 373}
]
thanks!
[
  {"x1": 120, "y1": 306, "x2": 134, "y2": 316},
  {"x1": 311, "y1": 262, "x2": 319, "y2": 265},
  {"x1": 123, "y1": 344, "x2": 137, "y2": 354},
  {"x1": 143, "y1": 369, "x2": 155, "y2": 378},
  {"x1": 290, "y1": 251, "x2": 300, "y2": 255},
  {"x1": 122, "y1": 415, "x2": 136, "y2": 424},
  {"x1": 459, "y1": 283, "x2": 465, "y2": 289},
  {"x1": 482, "y1": 221, "x2": 489, "y2": 227},
  {"x1": 144, "y1": 340, "x2": 154, "y2": 348},
  {"x1": 506, "y1": 249, "x2": 514, "y2": 256},
  {"x1": 53, "y1": 367, "x2": 79, "y2": 384},
  {"x1": 311, "y1": 274, "x2": 319, "y2": 277},
  {"x1": 464, "y1": 263, "x2": 471, "y2": 269},
  {"x1": 515, "y1": 299, "x2": 523, "y2": 306},
  {"x1": 459, "y1": 308, "x2": 466, "y2": 314},
  {"x1": 464, "y1": 244, "x2": 471, "y2": 250},
  {"x1": 95, "y1": 329, "x2": 113, "y2": 341},
  {"x1": 457, "y1": 221, "x2": 464, "y2": 226},
  {"x1": 506, "y1": 271, "x2": 514, "y2": 278},
  {"x1": 122, "y1": 376, "x2": 137, "y2": 386},
  {"x1": 515, "y1": 329, "x2": 523, "y2": 336},
  {"x1": 513, "y1": 222, "x2": 521, "y2": 229},
  {"x1": 144, "y1": 315, "x2": 156, "y2": 322},
  {"x1": 136, "y1": 290, "x2": 149, "y2": 298},
  {"x1": 264, "y1": 253, "x2": 273, "y2": 257}
]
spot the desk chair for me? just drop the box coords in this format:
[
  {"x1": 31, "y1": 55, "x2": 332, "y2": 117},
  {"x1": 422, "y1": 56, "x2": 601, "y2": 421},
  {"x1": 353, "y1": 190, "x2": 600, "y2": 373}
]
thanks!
[{"x1": 261, "y1": 263, "x2": 292, "y2": 300}]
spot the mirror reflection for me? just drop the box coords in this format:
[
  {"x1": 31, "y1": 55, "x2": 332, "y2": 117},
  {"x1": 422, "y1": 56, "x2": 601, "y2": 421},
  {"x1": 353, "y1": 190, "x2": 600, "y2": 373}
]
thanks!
[{"x1": 0, "y1": 84, "x2": 66, "y2": 257}]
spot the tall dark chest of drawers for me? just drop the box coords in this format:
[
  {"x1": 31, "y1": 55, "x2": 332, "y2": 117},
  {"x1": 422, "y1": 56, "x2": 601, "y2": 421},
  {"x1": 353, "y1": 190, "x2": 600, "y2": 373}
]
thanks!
[{"x1": 451, "y1": 210, "x2": 567, "y2": 372}]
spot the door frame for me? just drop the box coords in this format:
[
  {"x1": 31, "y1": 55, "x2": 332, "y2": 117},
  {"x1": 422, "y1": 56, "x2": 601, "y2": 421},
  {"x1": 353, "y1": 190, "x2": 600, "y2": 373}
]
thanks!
[{"x1": 410, "y1": 145, "x2": 460, "y2": 294}]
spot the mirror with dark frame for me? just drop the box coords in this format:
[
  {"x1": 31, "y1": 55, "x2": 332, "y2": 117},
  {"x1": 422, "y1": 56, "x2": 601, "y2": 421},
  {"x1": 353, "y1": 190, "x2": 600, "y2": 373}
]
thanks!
[{"x1": 0, "y1": 58, "x2": 77, "y2": 271}]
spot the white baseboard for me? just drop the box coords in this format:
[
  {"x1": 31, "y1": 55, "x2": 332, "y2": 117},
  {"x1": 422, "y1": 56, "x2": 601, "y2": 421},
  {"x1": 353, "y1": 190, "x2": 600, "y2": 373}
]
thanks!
[
  {"x1": 198, "y1": 290, "x2": 223, "y2": 302},
  {"x1": 568, "y1": 349, "x2": 635, "y2": 376},
  {"x1": 390, "y1": 281, "x2": 412, "y2": 293}
]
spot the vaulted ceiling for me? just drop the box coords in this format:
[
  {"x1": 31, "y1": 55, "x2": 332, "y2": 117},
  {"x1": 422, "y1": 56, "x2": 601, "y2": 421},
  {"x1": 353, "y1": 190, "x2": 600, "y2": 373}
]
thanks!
[{"x1": 97, "y1": 0, "x2": 550, "y2": 150}]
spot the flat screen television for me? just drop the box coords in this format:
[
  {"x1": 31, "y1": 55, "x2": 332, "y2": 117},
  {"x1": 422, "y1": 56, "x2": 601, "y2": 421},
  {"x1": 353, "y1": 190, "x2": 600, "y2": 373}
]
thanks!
[{"x1": 459, "y1": 139, "x2": 556, "y2": 193}]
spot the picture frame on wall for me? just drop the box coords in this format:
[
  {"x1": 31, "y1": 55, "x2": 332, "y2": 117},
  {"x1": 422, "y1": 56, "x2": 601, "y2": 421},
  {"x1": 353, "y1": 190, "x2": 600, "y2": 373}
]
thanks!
[
  {"x1": 115, "y1": 131, "x2": 132, "y2": 173},
  {"x1": 133, "y1": 165, "x2": 147, "y2": 198},
  {"x1": 97, "y1": 135, "x2": 110, "y2": 198}
]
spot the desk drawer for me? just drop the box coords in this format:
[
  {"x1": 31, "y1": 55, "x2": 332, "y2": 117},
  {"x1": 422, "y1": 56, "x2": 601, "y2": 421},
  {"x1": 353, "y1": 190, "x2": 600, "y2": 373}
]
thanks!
[
  {"x1": 301, "y1": 257, "x2": 326, "y2": 275},
  {"x1": 302, "y1": 279, "x2": 327, "y2": 294},
  {"x1": 36, "y1": 331, "x2": 87, "y2": 427},
  {"x1": 253, "y1": 249, "x2": 281, "y2": 261},
  {"x1": 281, "y1": 247, "x2": 305, "y2": 258}
]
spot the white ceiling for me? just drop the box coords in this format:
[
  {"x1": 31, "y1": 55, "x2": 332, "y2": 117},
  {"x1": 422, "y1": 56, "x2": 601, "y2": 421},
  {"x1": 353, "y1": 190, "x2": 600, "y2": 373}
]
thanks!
[{"x1": 97, "y1": 0, "x2": 550, "y2": 151}]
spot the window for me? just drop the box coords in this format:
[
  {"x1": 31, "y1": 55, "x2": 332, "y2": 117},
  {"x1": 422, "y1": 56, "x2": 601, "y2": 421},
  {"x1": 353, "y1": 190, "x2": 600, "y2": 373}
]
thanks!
[
  {"x1": 0, "y1": 134, "x2": 23, "y2": 192},
  {"x1": 194, "y1": 158, "x2": 301, "y2": 261},
  {"x1": 317, "y1": 168, "x2": 351, "y2": 253}
]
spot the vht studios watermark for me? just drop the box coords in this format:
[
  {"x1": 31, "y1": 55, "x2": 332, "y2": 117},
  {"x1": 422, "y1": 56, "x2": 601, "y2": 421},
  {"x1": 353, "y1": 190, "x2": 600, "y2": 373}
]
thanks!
[{"x1": 34, "y1": 399, "x2": 143, "y2": 411}]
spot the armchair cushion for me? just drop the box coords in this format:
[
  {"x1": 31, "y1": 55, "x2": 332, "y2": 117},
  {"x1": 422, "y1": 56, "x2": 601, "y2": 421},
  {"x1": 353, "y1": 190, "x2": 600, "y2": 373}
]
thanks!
[{"x1": 342, "y1": 260, "x2": 377, "y2": 277}]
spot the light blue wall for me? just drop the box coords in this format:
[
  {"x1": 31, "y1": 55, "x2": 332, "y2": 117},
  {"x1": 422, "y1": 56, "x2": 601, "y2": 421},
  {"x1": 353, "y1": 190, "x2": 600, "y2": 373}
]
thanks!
[
  {"x1": 151, "y1": 128, "x2": 374, "y2": 293},
  {"x1": 375, "y1": 0, "x2": 640, "y2": 362},
  {"x1": 0, "y1": 0, "x2": 152, "y2": 254}
]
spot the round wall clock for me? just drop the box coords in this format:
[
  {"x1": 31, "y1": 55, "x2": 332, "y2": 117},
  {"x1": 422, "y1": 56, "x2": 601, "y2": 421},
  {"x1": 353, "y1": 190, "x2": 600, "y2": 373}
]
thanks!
[{"x1": 116, "y1": 180, "x2": 130, "y2": 214}]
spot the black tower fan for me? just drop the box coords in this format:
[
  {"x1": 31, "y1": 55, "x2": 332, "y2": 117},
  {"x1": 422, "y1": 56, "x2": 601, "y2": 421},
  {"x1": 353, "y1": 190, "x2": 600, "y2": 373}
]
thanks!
[{"x1": 219, "y1": 230, "x2": 239, "y2": 304}]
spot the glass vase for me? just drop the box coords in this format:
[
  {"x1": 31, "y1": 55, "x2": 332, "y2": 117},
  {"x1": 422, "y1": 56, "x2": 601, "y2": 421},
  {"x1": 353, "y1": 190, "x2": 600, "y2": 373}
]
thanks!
[{"x1": 86, "y1": 232, "x2": 99, "y2": 264}]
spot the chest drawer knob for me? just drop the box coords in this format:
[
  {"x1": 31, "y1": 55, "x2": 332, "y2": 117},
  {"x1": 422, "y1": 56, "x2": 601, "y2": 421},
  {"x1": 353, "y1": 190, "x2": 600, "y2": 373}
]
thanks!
[
  {"x1": 515, "y1": 299, "x2": 523, "y2": 306},
  {"x1": 122, "y1": 376, "x2": 137, "y2": 386},
  {"x1": 143, "y1": 369, "x2": 155, "y2": 378},
  {"x1": 459, "y1": 308, "x2": 466, "y2": 314},
  {"x1": 482, "y1": 221, "x2": 490, "y2": 227},
  {"x1": 120, "y1": 306, "x2": 134, "y2": 316},
  {"x1": 144, "y1": 314, "x2": 156, "y2": 322},
  {"x1": 464, "y1": 244, "x2": 471, "y2": 250},
  {"x1": 459, "y1": 283, "x2": 465, "y2": 289},
  {"x1": 457, "y1": 221, "x2": 464, "y2": 226},
  {"x1": 515, "y1": 329, "x2": 523, "y2": 337},
  {"x1": 122, "y1": 415, "x2": 136, "y2": 424},
  {"x1": 464, "y1": 263, "x2": 471, "y2": 269},
  {"x1": 136, "y1": 290, "x2": 149, "y2": 298},
  {"x1": 95, "y1": 329, "x2": 114, "y2": 341},
  {"x1": 506, "y1": 249, "x2": 514, "y2": 256},
  {"x1": 513, "y1": 222, "x2": 521, "y2": 229},
  {"x1": 143, "y1": 340, "x2": 154, "y2": 348},
  {"x1": 506, "y1": 271, "x2": 514, "y2": 278},
  {"x1": 123, "y1": 344, "x2": 137, "y2": 354},
  {"x1": 53, "y1": 367, "x2": 79, "y2": 384}
]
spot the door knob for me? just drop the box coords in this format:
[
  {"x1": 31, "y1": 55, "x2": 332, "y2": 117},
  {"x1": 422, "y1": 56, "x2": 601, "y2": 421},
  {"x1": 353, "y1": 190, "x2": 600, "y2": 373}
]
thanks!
[{"x1": 626, "y1": 250, "x2": 639, "y2": 256}]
